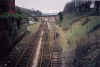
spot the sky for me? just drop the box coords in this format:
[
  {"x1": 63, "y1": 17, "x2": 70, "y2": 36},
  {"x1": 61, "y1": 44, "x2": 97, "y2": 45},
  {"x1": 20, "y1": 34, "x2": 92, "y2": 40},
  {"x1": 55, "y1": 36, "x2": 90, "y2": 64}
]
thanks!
[{"x1": 15, "y1": 0, "x2": 71, "y2": 13}]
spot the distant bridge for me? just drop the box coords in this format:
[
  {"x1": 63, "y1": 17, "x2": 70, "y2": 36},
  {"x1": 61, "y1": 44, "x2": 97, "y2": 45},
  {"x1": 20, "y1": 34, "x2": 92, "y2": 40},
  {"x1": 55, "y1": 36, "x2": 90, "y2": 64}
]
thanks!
[{"x1": 33, "y1": 14, "x2": 59, "y2": 22}]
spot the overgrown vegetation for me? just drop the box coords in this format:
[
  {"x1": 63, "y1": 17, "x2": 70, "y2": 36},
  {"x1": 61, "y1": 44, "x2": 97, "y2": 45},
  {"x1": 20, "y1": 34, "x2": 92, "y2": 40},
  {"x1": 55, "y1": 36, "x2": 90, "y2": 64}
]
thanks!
[
  {"x1": 58, "y1": 1, "x2": 100, "y2": 67},
  {"x1": 27, "y1": 23, "x2": 40, "y2": 34},
  {"x1": 65, "y1": 16, "x2": 100, "y2": 47},
  {"x1": 15, "y1": 6, "x2": 42, "y2": 18}
]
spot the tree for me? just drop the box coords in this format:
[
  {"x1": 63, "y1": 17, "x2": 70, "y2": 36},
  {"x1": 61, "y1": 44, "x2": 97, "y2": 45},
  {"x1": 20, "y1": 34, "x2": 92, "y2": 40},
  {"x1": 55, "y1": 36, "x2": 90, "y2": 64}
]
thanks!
[{"x1": 58, "y1": 12, "x2": 63, "y2": 22}]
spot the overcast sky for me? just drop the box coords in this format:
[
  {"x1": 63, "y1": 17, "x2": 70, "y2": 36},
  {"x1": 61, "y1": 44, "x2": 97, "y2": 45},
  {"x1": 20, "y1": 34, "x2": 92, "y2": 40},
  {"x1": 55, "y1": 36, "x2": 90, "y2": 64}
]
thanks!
[{"x1": 15, "y1": 0, "x2": 71, "y2": 13}]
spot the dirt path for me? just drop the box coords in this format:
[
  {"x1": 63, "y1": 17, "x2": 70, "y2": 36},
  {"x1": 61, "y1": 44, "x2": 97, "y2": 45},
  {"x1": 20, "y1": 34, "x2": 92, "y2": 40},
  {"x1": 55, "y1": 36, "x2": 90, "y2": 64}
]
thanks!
[{"x1": 32, "y1": 31, "x2": 44, "y2": 67}]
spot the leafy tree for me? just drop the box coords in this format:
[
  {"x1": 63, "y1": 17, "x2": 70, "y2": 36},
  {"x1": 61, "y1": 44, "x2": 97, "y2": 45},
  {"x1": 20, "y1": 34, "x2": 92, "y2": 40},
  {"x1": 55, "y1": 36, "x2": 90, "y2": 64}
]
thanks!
[{"x1": 58, "y1": 12, "x2": 63, "y2": 22}]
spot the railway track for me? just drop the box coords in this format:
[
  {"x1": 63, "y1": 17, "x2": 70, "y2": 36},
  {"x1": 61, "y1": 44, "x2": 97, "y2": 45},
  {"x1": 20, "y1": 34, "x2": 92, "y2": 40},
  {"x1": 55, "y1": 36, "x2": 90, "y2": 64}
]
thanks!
[
  {"x1": 0, "y1": 41, "x2": 33, "y2": 67},
  {"x1": 39, "y1": 23, "x2": 51, "y2": 67},
  {"x1": 0, "y1": 22, "x2": 62, "y2": 67},
  {"x1": 50, "y1": 31, "x2": 62, "y2": 67},
  {"x1": 0, "y1": 23, "x2": 44, "y2": 67},
  {"x1": 39, "y1": 22, "x2": 62, "y2": 67},
  {"x1": 51, "y1": 46, "x2": 62, "y2": 67}
]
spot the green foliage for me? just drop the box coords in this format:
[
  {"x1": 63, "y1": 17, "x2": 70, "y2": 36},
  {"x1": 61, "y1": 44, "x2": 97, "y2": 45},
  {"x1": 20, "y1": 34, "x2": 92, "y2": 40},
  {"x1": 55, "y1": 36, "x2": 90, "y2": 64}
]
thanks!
[
  {"x1": 14, "y1": 13, "x2": 25, "y2": 19},
  {"x1": 58, "y1": 12, "x2": 63, "y2": 22},
  {"x1": 66, "y1": 16, "x2": 100, "y2": 46},
  {"x1": 0, "y1": 12, "x2": 24, "y2": 19},
  {"x1": 67, "y1": 24, "x2": 87, "y2": 45},
  {"x1": 84, "y1": 17, "x2": 100, "y2": 33}
]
